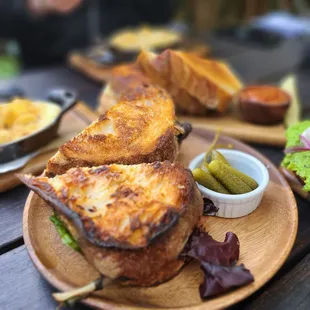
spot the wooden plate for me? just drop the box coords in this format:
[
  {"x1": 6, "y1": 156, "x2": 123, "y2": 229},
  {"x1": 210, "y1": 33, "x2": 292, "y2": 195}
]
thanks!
[{"x1": 23, "y1": 128, "x2": 298, "y2": 310}]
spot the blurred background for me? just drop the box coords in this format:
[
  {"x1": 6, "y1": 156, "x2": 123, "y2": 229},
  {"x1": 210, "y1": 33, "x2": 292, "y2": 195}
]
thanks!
[
  {"x1": 1, "y1": 0, "x2": 310, "y2": 78},
  {"x1": 186, "y1": 0, "x2": 310, "y2": 33}
]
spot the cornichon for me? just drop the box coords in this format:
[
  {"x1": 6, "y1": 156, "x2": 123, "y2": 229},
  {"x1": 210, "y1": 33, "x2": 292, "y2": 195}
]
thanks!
[
  {"x1": 192, "y1": 167, "x2": 230, "y2": 194},
  {"x1": 208, "y1": 160, "x2": 253, "y2": 194},
  {"x1": 211, "y1": 150, "x2": 230, "y2": 165},
  {"x1": 212, "y1": 150, "x2": 258, "y2": 190},
  {"x1": 226, "y1": 165, "x2": 258, "y2": 190}
]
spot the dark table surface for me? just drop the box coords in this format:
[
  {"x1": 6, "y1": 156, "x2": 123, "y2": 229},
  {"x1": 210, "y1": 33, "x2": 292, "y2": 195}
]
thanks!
[{"x1": 1, "y1": 35, "x2": 310, "y2": 310}]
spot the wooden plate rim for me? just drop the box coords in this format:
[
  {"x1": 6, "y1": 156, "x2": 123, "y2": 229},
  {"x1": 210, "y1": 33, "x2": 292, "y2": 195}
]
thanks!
[{"x1": 22, "y1": 129, "x2": 298, "y2": 310}]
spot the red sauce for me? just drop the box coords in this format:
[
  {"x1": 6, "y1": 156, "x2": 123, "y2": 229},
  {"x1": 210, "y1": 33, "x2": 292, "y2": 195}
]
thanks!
[{"x1": 239, "y1": 85, "x2": 290, "y2": 105}]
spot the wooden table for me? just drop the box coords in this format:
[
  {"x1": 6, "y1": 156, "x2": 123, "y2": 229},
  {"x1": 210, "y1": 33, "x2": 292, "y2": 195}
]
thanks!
[{"x1": 1, "y1": 36, "x2": 310, "y2": 310}]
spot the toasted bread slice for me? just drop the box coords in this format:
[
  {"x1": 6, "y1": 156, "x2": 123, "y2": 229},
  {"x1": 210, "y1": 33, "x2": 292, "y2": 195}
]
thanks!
[
  {"x1": 136, "y1": 49, "x2": 243, "y2": 114},
  {"x1": 98, "y1": 64, "x2": 150, "y2": 114},
  {"x1": 47, "y1": 85, "x2": 179, "y2": 176},
  {"x1": 20, "y1": 162, "x2": 195, "y2": 249},
  {"x1": 18, "y1": 162, "x2": 203, "y2": 285}
]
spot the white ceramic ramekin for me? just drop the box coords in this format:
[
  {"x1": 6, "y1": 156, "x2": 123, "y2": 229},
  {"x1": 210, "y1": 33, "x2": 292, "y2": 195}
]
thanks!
[{"x1": 189, "y1": 149, "x2": 269, "y2": 218}]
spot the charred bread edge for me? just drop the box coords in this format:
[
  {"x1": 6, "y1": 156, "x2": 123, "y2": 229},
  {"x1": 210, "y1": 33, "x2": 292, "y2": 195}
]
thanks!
[
  {"x1": 47, "y1": 126, "x2": 179, "y2": 177},
  {"x1": 17, "y1": 165, "x2": 193, "y2": 250}
]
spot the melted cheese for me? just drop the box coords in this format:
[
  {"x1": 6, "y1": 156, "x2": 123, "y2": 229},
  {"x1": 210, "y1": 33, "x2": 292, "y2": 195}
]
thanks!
[
  {"x1": 0, "y1": 98, "x2": 61, "y2": 145},
  {"x1": 110, "y1": 26, "x2": 182, "y2": 52},
  {"x1": 28, "y1": 162, "x2": 189, "y2": 248}
]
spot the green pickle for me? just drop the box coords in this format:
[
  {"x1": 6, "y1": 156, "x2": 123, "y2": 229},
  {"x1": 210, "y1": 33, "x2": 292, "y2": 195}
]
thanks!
[
  {"x1": 192, "y1": 168, "x2": 230, "y2": 194},
  {"x1": 197, "y1": 130, "x2": 258, "y2": 195},
  {"x1": 212, "y1": 151, "x2": 258, "y2": 189},
  {"x1": 228, "y1": 166, "x2": 258, "y2": 190},
  {"x1": 211, "y1": 150, "x2": 230, "y2": 165},
  {"x1": 208, "y1": 160, "x2": 253, "y2": 194}
]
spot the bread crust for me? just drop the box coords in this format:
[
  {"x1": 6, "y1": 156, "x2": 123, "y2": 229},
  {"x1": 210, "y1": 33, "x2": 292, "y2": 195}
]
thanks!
[
  {"x1": 136, "y1": 49, "x2": 243, "y2": 115},
  {"x1": 47, "y1": 85, "x2": 179, "y2": 176},
  {"x1": 79, "y1": 183, "x2": 202, "y2": 286},
  {"x1": 98, "y1": 50, "x2": 243, "y2": 116},
  {"x1": 18, "y1": 162, "x2": 203, "y2": 286}
]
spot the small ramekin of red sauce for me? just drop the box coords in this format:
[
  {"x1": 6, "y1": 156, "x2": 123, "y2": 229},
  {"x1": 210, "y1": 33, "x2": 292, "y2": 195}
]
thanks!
[{"x1": 235, "y1": 85, "x2": 291, "y2": 125}]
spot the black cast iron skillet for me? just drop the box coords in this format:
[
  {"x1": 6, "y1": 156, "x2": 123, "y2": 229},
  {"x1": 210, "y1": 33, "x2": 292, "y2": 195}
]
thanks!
[{"x1": 0, "y1": 88, "x2": 78, "y2": 164}]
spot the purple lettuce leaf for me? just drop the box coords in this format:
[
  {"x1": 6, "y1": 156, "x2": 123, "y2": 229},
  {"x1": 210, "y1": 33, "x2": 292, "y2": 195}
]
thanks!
[
  {"x1": 185, "y1": 229, "x2": 239, "y2": 266},
  {"x1": 183, "y1": 228, "x2": 254, "y2": 299},
  {"x1": 199, "y1": 262, "x2": 254, "y2": 298}
]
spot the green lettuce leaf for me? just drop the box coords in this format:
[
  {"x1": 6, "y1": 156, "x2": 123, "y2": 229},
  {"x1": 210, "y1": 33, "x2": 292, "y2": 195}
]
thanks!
[
  {"x1": 282, "y1": 120, "x2": 310, "y2": 191},
  {"x1": 49, "y1": 214, "x2": 80, "y2": 252},
  {"x1": 285, "y1": 121, "x2": 310, "y2": 147}
]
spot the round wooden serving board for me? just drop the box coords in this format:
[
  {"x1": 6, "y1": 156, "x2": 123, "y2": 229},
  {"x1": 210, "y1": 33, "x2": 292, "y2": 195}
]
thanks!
[{"x1": 23, "y1": 128, "x2": 298, "y2": 310}]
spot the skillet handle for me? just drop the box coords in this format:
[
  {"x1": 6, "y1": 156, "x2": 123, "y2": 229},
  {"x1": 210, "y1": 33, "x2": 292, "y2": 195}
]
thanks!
[
  {"x1": 46, "y1": 88, "x2": 78, "y2": 117},
  {"x1": 0, "y1": 85, "x2": 25, "y2": 100}
]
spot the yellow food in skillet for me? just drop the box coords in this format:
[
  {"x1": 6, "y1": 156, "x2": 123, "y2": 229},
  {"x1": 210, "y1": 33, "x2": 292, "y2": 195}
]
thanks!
[{"x1": 0, "y1": 98, "x2": 61, "y2": 145}]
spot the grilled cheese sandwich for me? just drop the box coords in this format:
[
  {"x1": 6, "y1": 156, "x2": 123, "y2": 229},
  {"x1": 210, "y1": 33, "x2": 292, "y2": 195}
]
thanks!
[
  {"x1": 20, "y1": 162, "x2": 194, "y2": 249},
  {"x1": 47, "y1": 85, "x2": 182, "y2": 176},
  {"x1": 19, "y1": 161, "x2": 203, "y2": 286}
]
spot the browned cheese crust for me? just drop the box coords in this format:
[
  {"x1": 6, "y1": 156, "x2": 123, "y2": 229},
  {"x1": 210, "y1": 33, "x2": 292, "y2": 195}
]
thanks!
[
  {"x1": 18, "y1": 162, "x2": 203, "y2": 286},
  {"x1": 46, "y1": 85, "x2": 179, "y2": 176}
]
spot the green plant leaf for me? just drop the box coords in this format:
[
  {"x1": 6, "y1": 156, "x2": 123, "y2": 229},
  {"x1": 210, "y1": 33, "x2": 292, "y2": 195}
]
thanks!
[{"x1": 50, "y1": 214, "x2": 80, "y2": 252}]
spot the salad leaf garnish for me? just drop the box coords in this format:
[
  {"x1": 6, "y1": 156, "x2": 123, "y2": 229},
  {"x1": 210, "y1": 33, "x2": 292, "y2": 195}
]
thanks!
[
  {"x1": 50, "y1": 214, "x2": 80, "y2": 252},
  {"x1": 285, "y1": 127, "x2": 310, "y2": 154},
  {"x1": 182, "y1": 228, "x2": 254, "y2": 299},
  {"x1": 285, "y1": 121, "x2": 310, "y2": 148},
  {"x1": 186, "y1": 229, "x2": 239, "y2": 266},
  {"x1": 199, "y1": 262, "x2": 254, "y2": 298},
  {"x1": 282, "y1": 121, "x2": 310, "y2": 191}
]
